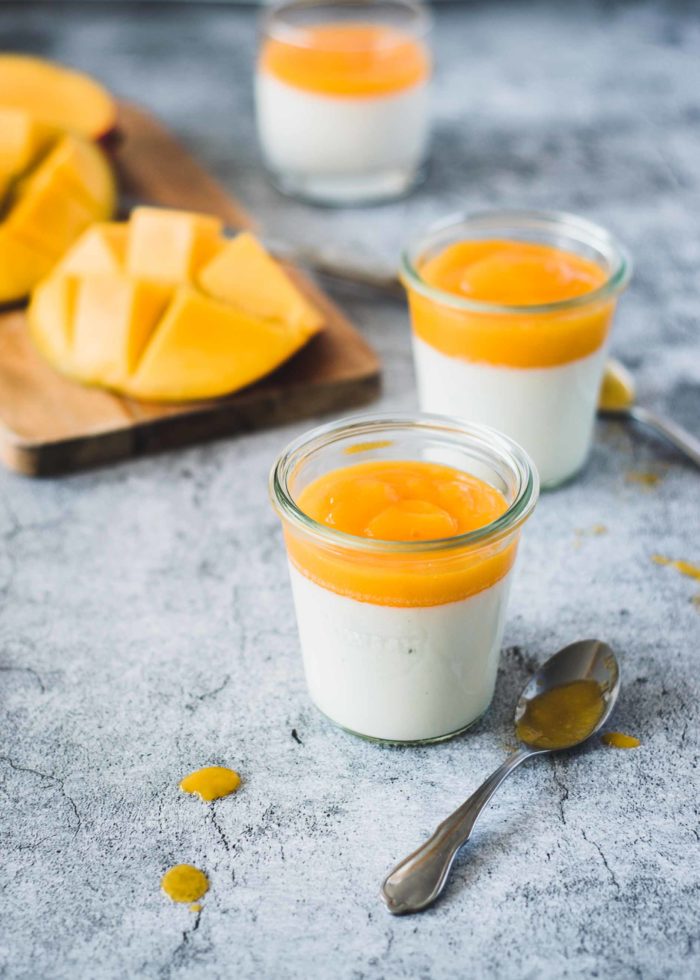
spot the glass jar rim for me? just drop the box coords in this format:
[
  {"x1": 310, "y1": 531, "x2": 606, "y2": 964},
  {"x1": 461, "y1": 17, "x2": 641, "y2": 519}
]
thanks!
[
  {"x1": 262, "y1": 0, "x2": 433, "y2": 48},
  {"x1": 269, "y1": 413, "x2": 539, "y2": 554},
  {"x1": 401, "y1": 208, "x2": 632, "y2": 316}
]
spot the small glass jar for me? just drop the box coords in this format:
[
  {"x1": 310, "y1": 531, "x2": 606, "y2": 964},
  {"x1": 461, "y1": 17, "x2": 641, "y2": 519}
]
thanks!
[
  {"x1": 402, "y1": 210, "x2": 632, "y2": 488},
  {"x1": 270, "y1": 413, "x2": 538, "y2": 744},
  {"x1": 255, "y1": 0, "x2": 432, "y2": 206}
]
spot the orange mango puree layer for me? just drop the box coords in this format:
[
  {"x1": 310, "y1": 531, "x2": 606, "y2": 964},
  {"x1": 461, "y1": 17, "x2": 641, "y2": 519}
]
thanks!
[
  {"x1": 286, "y1": 460, "x2": 517, "y2": 607},
  {"x1": 408, "y1": 240, "x2": 615, "y2": 368},
  {"x1": 260, "y1": 24, "x2": 430, "y2": 97}
]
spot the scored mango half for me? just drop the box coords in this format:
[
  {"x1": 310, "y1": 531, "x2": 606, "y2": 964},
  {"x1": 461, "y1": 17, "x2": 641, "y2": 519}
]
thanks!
[
  {"x1": 29, "y1": 207, "x2": 325, "y2": 402},
  {"x1": 0, "y1": 107, "x2": 116, "y2": 303}
]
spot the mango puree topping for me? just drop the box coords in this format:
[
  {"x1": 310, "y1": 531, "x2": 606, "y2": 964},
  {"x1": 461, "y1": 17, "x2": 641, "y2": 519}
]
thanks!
[
  {"x1": 260, "y1": 24, "x2": 430, "y2": 97},
  {"x1": 287, "y1": 460, "x2": 516, "y2": 607},
  {"x1": 516, "y1": 679, "x2": 606, "y2": 749},
  {"x1": 408, "y1": 239, "x2": 615, "y2": 368}
]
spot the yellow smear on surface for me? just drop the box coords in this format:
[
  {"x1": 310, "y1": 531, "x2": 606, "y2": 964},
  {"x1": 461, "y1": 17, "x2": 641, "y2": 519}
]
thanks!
[
  {"x1": 344, "y1": 440, "x2": 393, "y2": 455},
  {"x1": 652, "y1": 555, "x2": 700, "y2": 581},
  {"x1": 516, "y1": 679, "x2": 606, "y2": 750},
  {"x1": 576, "y1": 524, "x2": 608, "y2": 537},
  {"x1": 179, "y1": 765, "x2": 241, "y2": 802},
  {"x1": 189, "y1": 903, "x2": 202, "y2": 913},
  {"x1": 161, "y1": 865, "x2": 209, "y2": 903},
  {"x1": 602, "y1": 731, "x2": 640, "y2": 749},
  {"x1": 626, "y1": 470, "x2": 662, "y2": 488}
]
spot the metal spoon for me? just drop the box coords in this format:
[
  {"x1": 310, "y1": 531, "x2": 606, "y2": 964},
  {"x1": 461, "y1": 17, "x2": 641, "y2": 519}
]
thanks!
[
  {"x1": 598, "y1": 360, "x2": 700, "y2": 469},
  {"x1": 380, "y1": 639, "x2": 620, "y2": 916}
]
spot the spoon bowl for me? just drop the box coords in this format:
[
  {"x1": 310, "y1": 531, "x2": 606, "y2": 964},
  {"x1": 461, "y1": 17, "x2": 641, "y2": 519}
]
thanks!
[
  {"x1": 515, "y1": 639, "x2": 620, "y2": 750},
  {"x1": 599, "y1": 359, "x2": 700, "y2": 469},
  {"x1": 381, "y1": 639, "x2": 621, "y2": 915}
]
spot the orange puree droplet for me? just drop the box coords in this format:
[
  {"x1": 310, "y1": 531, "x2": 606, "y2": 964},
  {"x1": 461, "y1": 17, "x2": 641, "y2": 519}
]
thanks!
[
  {"x1": 161, "y1": 865, "x2": 209, "y2": 904},
  {"x1": 602, "y1": 731, "x2": 640, "y2": 749},
  {"x1": 652, "y1": 555, "x2": 700, "y2": 581},
  {"x1": 288, "y1": 460, "x2": 516, "y2": 607},
  {"x1": 260, "y1": 24, "x2": 430, "y2": 97},
  {"x1": 409, "y1": 240, "x2": 614, "y2": 369},
  {"x1": 179, "y1": 766, "x2": 241, "y2": 802}
]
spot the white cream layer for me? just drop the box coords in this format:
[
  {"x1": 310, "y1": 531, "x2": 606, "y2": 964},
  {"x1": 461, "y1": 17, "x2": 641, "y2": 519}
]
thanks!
[
  {"x1": 289, "y1": 563, "x2": 512, "y2": 743},
  {"x1": 255, "y1": 71, "x2": 429, "y2": 177},
  {"x1": 412, "y1": 335, "x2": 607, "y2": 487}
]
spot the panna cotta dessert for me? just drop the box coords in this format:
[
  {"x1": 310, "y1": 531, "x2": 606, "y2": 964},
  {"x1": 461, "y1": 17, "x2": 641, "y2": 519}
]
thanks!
[
  {"x1": 256, "y1": 0, "x2": 431, "y2": 205},
  {"x1": 270, "y1": 415, "x2": 538, "y2": 743},
  {"x1": 402, "y1": 211, "x2": 632, "y2": 487}
]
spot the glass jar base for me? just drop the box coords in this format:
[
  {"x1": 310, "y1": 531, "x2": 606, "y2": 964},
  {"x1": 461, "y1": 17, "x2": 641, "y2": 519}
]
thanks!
[
  {"x1": 313, "y1": 701, "x2": 488, "y2": 745},
  {"x1": 266, "y1": 163, "x2": 427, "y2": 207}
]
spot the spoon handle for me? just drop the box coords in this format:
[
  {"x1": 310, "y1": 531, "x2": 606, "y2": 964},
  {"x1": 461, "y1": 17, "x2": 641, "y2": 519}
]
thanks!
[
  {"x1": 628, "y1": 405, "x2": 700, "y2": 469},
  {"x1": 381, "y1": 748, "x2": 536, "y2": 916}
]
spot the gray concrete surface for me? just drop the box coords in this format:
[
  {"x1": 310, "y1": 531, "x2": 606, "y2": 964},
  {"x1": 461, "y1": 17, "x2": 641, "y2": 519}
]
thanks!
[{"x1": 1, "y1": 2, "x2": 699, "y2": 978}]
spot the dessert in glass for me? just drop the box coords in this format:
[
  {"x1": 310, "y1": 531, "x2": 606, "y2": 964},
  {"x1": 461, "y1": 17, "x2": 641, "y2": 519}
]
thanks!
[
  {"x1": 270, "y1": 414, "x2": 538, "y2": 743},
  {"x1": 402, "y1": 210, "x2": 632, "y2": 487},
  {"x1": 256, "y1": 0, "x2": 432, "y2": 205}
]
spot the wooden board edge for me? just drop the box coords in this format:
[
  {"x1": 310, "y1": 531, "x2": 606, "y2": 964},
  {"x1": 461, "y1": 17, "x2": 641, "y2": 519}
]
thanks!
[{"x1": 0, "y1": 370, "x2": 382, "y2": 477}]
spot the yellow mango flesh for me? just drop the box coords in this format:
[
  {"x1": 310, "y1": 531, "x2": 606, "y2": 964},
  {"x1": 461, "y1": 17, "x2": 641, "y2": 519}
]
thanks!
[
  {"x1": 125, "y1": 287, "x2": 314, "y2": 401},
  {"x1": 29, "y1": 275, "x2": 78, "y2": 362},
  {"x1": 198, "y1": 231, "x2": 324, "y2": 334},
  {"x1": 0, "y1": 108, "x2": 55, "y2": 177},
  {"x1": 0, "y1": 120, "x2": 116, "y2": 303},
  {"x1": 58, "y1": 223, "x2": 127, "y2": 276},
  {"x1": 0, "y1": 54, "x2": 117, "y2": 139},
  {"x1": 29, "y1": 209, "x2": 324, "y2": 402},
  {"x1": 71, "y1": 276, "x2": 172, "y2": 385},
  {"x1": 126, "y1": 207, "x2": 222, "y2": 283}
]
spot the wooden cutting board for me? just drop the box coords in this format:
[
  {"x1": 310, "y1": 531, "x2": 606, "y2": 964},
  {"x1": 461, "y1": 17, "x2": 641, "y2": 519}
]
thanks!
[{"x1": 0, "y1": 102, "x2": 381, "y2": 476}]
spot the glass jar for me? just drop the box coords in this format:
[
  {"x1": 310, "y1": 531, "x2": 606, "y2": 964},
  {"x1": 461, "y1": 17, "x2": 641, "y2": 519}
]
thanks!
[
  {"x1": 255, "y1": 0, "x2": 432, "y2": 206},
  {"x1": 270, "y1": 413, "x2": 538, "y2": 743},
  {"x1": 402, "y1": 210, "x2": 632, "y2": 488}
]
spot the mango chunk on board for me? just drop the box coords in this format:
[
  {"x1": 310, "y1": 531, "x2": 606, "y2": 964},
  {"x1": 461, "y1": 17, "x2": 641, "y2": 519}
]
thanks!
[
  {"x1": 29, "y1": 275, "x2": 79, "y2": 363},
  {"x1": 71, "y1": 276, "x2": 172, "y2": 386},
  {"x1": 0, "y1": 54, "x2": 117, "y2": 139},
  {"x1": 126, "y1": 208, "x2": 223, "y2": 283},
  {"x1": 58, "y1": 224, "x2": 128, "y2": 276},
  {"x1": 29, "y1": 207, "x2": 324, "y2": 402},
  {"x1": 124, "y1": 287, "x2": 315, "y2": 402},
  {"x1": 0, "y1": 122, "x2": 116, "y2": 302},
  {"x1": 198, "y1": 232, "x2": 324, "y2": 334}
]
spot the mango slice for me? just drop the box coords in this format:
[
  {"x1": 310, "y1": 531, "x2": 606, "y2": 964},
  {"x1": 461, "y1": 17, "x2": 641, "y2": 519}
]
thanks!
[
  {"x1": 125, "y1": 287, "x2": 312, "y2": 402},
  {"x1": 58, "y1": 224, "x2": 127, "y2": 276},
  {"x1": 126, "y1": 208, "x2": 222, "y2": 284},
  {"x1": 29, "y1": 209, "x2": 324, "y2": 402},
  {"x1": 198, "y1": 232, "x2": 324, "y2": 334},
  {"x1": 0, "y1": 108, "x2": 55, "y2": 177},
  {"x1": 71, "y1": 276, "x2": 172, "y2": 385},
  {"x1": 19, "y1": 135, "x2": 116, "y2": 218},
  {"x1": 29, "y1": 275, "x2": 78, "y2": 363},
  {"x1": 0, "y1": 121, "x2": 116, "y2": 303},
  {"x1": 0, "y1": 55, "x2": 117, "y2": 139}
]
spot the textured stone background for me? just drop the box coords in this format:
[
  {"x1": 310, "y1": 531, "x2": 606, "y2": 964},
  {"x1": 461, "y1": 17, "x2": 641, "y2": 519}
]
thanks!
[{"x1": 1, "y1": 2, "x2": 699, "y2": 978}]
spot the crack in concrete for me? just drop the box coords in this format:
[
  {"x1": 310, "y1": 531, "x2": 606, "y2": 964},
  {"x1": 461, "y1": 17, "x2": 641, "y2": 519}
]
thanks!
[
  {"x1": 209, "y1": 805, "x2": 231, "y2": 853},
  {"x1": 161, "y1": 908, "x2": 202, "y2": 977},
  {"x1": 0, "y1": 664, "x2": 46, "y2": 692},
  {"x1": 581, "y1": 828, "x2": 620, "y2": 891},
  {"x1": 551, "y1": 758, "x2": 569, "y2": 826},
  {"x1": 185, "y1": 674, "x2": 231, "y2": 713},
  {"x1": 0, "y1": 755, "x2": 81, "y2": 838}
]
